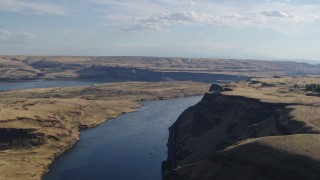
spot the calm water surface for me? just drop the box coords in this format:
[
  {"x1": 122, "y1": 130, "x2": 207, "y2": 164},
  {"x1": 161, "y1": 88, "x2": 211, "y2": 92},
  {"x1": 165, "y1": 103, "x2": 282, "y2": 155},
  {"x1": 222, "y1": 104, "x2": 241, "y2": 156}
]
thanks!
[
  {"x1": 43, "y1": 96, "x2": 202, "y2": 180},
  {"x1": 0, "y1": 80, "x2": 105, "y2": 91}
]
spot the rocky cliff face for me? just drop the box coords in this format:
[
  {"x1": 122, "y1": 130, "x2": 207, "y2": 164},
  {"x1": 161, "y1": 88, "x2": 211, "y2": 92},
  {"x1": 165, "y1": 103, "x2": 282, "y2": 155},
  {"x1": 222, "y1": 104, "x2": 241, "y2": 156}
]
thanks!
[
  {"x1": 0, "y1": 128, "x2": 45, "y2": 150},
  {"x1": 164, "y1": 82, "x2": 320, "y2": 180}
]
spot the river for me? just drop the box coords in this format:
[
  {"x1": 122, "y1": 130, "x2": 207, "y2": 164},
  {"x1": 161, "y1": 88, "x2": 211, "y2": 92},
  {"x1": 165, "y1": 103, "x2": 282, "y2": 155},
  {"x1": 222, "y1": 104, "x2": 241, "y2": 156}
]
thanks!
[
  {"x1": 42, "y1": 96, "x2": 202, "y2": 180},
  {"x1": 0, "y1": 80, "x2": 105, "y2": 91}
]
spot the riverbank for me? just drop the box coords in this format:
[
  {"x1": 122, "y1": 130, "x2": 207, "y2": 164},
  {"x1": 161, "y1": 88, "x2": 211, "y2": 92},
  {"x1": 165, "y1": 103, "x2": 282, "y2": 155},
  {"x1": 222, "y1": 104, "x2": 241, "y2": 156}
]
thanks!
[
  {"x1": 0, "y1": 81, "x2": 209, "y2": 180},
  {"x1": 43, "y1": 96, "x2": 203, "y2": 180}
]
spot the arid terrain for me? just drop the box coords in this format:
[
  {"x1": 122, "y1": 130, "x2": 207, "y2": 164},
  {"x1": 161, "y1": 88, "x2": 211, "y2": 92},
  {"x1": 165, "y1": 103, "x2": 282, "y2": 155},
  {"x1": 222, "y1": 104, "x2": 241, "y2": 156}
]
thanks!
[
  {"x1": 2, "y1": 0, "x2": 320, "y2": 179},
  {"x1": 2, "y1": 56, "x2": 320, "y2": 180},
  {"x1": 0, "y1": 81, "x2": 209, "y2": 180},
  {"x1": 164, "y1": 77, "x2": 320, "y2": 179},
  {"x1": 1, "y1": 56, "x2": 320, "y2": 81}
]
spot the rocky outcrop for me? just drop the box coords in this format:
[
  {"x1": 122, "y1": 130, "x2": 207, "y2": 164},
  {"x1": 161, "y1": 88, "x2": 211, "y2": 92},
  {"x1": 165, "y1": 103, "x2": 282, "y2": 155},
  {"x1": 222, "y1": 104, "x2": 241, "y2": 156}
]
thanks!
[
  {"x1": 0, "y1": 128, "x2": 45, "y2": 150},
  {"x1": 208, "y1": 84, "x2": 223, "y2": 92},
  {"x1": 164, "y1": 89, "x2": 320, "y2": 179}
]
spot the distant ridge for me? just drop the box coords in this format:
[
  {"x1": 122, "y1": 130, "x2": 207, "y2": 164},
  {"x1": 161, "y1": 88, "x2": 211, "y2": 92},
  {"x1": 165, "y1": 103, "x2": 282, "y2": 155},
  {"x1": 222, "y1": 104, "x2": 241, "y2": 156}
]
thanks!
[{"x1": 1, "y1": 56, "x2": 320, "y2": 82}]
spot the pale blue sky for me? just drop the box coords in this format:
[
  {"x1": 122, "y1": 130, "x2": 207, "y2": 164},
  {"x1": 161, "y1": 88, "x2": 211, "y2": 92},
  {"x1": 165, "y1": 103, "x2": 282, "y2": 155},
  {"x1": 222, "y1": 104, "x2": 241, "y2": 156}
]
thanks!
[{"x1": 1, "y1": 0, "x2": 320, "y2": 62}]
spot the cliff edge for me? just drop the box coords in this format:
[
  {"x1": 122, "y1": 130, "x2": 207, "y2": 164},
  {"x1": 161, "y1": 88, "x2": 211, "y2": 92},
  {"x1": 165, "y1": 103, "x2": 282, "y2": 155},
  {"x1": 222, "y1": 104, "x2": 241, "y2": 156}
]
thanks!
[{"x1": 164, "y1": 78, "x2": 320, "y2": 180}]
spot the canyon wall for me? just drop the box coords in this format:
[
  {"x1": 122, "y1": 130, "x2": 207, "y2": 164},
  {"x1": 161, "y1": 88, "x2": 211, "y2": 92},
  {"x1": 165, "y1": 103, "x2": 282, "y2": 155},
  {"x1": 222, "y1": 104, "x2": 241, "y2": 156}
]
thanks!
[{"x1": 164, "y1": 83, "x2": 320, "y2": 180}]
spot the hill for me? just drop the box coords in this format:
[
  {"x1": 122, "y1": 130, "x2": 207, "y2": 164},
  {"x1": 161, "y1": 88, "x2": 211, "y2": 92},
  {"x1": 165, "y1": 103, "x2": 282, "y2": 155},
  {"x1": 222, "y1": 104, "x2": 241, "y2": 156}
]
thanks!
[
  {"x1": 1, "y1": 56, "x2": 320, "y2": 81},
  {"x1": 164, "y1": 77, "x2": 320, "y2": 179}
]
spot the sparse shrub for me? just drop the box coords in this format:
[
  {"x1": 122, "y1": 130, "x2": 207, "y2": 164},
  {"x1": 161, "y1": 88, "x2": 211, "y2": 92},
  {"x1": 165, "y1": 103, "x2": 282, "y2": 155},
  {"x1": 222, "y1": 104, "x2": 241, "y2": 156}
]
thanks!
[{"x1": 305, "y1": 83, "x2": 320, "y2": 92}]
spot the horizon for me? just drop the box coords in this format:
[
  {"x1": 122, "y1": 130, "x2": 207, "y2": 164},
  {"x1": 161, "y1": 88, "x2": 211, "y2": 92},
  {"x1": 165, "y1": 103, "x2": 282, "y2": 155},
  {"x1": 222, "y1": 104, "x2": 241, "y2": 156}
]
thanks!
[
  {"x1": 1, "y1": 0, "x2": 320, "y2": 63},
  {"x1": 1, "y1": 54, "x2": 319, "y2": 65}
]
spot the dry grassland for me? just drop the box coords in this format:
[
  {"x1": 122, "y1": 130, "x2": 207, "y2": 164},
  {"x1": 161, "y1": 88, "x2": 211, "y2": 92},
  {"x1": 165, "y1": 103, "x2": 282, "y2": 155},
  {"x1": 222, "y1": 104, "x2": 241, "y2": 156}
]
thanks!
[{"x1": 0, "y1": 81, "x2": 209, "y2": 180}]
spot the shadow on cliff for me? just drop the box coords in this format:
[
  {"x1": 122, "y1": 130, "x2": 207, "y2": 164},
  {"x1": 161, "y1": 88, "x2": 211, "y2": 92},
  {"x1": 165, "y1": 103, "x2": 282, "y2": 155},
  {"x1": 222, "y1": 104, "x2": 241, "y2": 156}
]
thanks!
[
  {"x1": 0, "y1": 128, "x2": 45, "y2": 150},
  {"x1": 164, "y1": 88, "x2": 320, "y2": 179},
  {"x1": 165, "y1": 139, "x2": 320, "y2": 180}
]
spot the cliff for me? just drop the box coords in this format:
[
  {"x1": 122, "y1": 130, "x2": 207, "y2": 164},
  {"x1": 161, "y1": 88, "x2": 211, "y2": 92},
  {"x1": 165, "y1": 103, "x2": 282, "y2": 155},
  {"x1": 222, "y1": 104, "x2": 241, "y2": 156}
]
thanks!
[
  {"x1": 0, "y1": 128, "x2": 45, "y2": 150},
  {"x1": 164, "y1": 78, "x2": 320, "y2": 179}
]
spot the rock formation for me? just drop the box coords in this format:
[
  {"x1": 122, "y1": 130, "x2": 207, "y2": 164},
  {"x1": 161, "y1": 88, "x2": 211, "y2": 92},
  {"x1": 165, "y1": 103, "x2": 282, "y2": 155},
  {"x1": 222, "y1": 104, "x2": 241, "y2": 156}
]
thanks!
[{"x1": 164, "y1": 78, "x2": 320, "y2": 180}]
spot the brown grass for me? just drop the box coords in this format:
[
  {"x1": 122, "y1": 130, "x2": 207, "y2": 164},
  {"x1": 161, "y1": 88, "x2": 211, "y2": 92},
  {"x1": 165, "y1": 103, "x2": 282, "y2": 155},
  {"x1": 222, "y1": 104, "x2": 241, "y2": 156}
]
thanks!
[
  {"x1": 165, "y1": 77, "x2": 320, "y2": 180},
  {"x1": 0, "y1": 81, "x2": 209, "y2": 180},
  {"x1": 1, "y1": 56, "x2": 320, "y2": 80}
]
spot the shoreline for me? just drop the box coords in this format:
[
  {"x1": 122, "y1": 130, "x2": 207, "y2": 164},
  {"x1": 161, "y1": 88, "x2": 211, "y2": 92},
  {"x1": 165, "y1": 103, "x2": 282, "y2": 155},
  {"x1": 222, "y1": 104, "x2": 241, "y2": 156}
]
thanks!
[
  {"x1": 0, "y1": 81, "x2": 210, "y2": 179},
  {"x1": 42, "y1": 94, "x2": 204, "y2": 178}
]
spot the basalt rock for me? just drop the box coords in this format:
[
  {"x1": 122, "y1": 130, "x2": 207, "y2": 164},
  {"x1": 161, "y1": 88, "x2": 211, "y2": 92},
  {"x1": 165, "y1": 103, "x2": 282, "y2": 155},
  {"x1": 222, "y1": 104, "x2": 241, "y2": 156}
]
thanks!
[
  {"x1": 0, "y1": 128, "x2": 45, "y2": 150},
  {"x1": 164, "y1": 92, "x2": 320, "y2": 179}
]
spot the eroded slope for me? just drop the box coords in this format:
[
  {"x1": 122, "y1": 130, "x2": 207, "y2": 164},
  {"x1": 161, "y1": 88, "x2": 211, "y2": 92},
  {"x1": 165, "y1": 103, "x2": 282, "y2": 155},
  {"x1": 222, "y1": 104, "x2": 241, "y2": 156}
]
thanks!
[{"x1": 164, "y1": 77, "x2": 320, "y2": 180}]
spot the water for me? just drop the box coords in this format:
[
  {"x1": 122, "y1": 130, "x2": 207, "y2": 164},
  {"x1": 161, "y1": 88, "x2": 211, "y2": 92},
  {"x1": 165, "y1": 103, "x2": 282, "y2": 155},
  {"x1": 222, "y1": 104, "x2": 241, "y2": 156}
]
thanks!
[
  {"x1": 43, "y1": 96, "x2": 202, "y2": 180},
  {"x1": 0, "y1": 80, "x2": 106, "y2": 91}
]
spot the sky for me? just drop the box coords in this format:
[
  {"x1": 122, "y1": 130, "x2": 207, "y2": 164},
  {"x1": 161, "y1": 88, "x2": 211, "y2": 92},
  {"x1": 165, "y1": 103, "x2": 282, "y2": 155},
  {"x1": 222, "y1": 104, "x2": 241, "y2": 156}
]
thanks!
[{"x1": 1, "y1": 0, "x2": 320, "y2": 62}]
